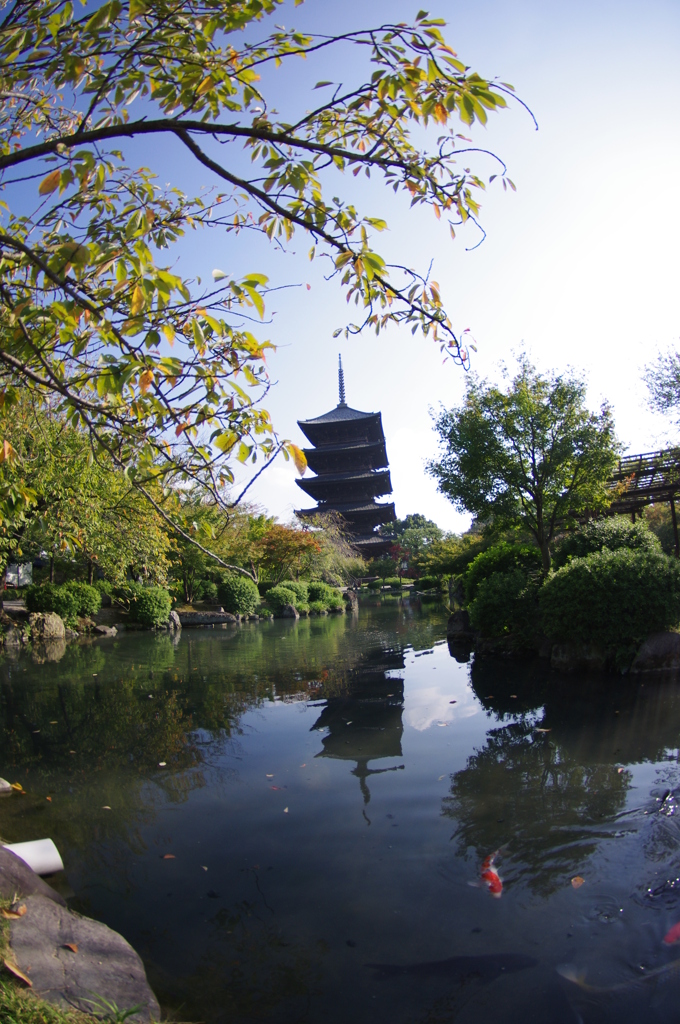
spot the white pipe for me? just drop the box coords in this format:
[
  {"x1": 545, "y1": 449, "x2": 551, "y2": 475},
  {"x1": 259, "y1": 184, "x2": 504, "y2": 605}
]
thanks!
[{"x1": 3, "y1": 839, "x2": 64, "y2": 875}]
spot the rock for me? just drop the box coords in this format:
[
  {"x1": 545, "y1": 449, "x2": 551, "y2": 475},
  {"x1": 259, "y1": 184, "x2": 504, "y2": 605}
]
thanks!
[
  {"x1": 446, "y1": 609, "x2": 474, "y2": 642},
  {"x1": 281, "y1": 604, "x2": 299, "y2": 619},
  {"x1": 93, "y1": 624, "x2": 117, "y2": 637},
  {"x1": 28, "y1": 612, "x2": 65, "y2": 641},
  {"x1": 447, "y1": 639, "x2": 471, "y2": 663},
  {"x1": 177, "y1": 611, "x2": 237, "y2": 627},
  {"x1": 168, "y1": 610, "x2": 181, "y2": 632},
  {"x1": 9, "y1": 894, "x2": 159, "y2": 1021},
  {"x1": 631, "y1": 632, "x2": 680, "y2": 673},
  {"x1": 0, "y1": 848, "x2": 66, "y2": 906},
  {"x1": 64, "y1": 627, "x2": 79, "y2": 639},
  {"x1": 550, "y1": 642, "x2": 607, "y2": 673}
]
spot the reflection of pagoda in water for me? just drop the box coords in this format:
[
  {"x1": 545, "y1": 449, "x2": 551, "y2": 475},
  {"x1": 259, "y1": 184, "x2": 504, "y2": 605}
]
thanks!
[
  {"x1": 295, "y1": 356, "x2": 396, "y2": 558},
  {"x1": 311, "y1": 649, "x2": 405, "y2": 811}
]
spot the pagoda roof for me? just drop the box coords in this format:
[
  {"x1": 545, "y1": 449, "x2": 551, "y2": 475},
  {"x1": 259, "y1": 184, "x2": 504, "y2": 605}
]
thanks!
[
  {"x1": 296, "y1": 501, "x2": 396, "y2": 523},
  {"x1": 296, "y1": 469, "x2": 392, "y2": 501},
  {"x1": 299, "y1": 404, "x2": 378, "y2": 426}
]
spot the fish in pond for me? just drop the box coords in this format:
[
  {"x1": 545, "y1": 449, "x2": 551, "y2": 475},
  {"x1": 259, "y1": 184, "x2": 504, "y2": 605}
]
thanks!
[
  {"x1": 664, "y1": 922, "x2": 680, "y2": 945},
  {"x1": 366, "y1": 952, "x2": 537, "y2": 982},
  {"x1": 468, "y1": 850, "x2": 503, "y2": 898}
]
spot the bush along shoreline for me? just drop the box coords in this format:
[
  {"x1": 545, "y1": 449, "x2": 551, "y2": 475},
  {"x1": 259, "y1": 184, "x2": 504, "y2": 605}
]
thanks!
[
  {"x1": 446, "y1": 517, "x2": 680, "y2": 674},
  {"x1": 0, "y1": 574, "x2": 351, "y2": 651}
]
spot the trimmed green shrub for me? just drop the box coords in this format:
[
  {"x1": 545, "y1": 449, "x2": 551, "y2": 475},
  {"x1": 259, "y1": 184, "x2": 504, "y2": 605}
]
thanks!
[
  {"x1": 309, "y1": 600, "x2": 328, "y2": 614},
  {"x1": 258, "y1": 581, "x2": 275, "y2": 597},
  {"x1": 469, "y1": 569, "x2": 541, "y2": 646},
  {"x1": 25, "y1": 583, "x2": 80, "y2": 621},
  {"x1": 385, "y1": 577, "x2": 402, "y2": 588},
  {"x1": 463, "y1": 542, "x2": 542, "y2": 602},
  {"x1": 128, "y1": 585, "x2": 172, "y2": 627},
  {"x1": 327, "y1": 592, "x2": 344, "y2": 609},
  {"x1": 266, "y1": 584, "x2": 298, "y2": 613},
  {"x1": 64, "y1": 581, "x2": 101, "y2": 617},
  {"x1": 279, "y1": 580, "x2": 309, "y2": 604},
  {"x1": 218, "y1": 574, "x2": 260, "y2": 615},
  {"x1": 367, "y1": 579, "x2": 382, "y2": 590},
  {"x1": 308, "y1": 581, "x2": 334, "y2": 603},
  {"x1": 415, "y1": 576, "x2": 445, "y2": 591},
  {"x1": 94, "y1": 579, "x2": 113, "y2": 597},
  {"x1": 553, "y1": 516, "x2": 661, "y2": 569},
  {"x1": 540, "y1": 549, "x2": 680, "y2": 651}
]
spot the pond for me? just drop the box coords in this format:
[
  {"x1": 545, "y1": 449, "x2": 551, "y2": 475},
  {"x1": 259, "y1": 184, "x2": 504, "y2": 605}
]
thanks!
[{"x1": 3, "y1": 596, "x2": 680, "y2": 1023}]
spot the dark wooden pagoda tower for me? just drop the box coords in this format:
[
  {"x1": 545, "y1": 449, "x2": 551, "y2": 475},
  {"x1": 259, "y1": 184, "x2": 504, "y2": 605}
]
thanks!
[{"x1": 295, "y1": 356, "x2": 396, "y2": 558}]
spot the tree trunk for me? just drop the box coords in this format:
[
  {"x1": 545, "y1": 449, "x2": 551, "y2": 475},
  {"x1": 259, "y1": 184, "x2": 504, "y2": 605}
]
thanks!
[
  {"x1": 87, "y1": 558, "x2": 94, "y2": 585},
  {"x1": 49, "y1": 551, "x2": 55, "y2": 583},
  {"x1": 539, "y1": 538, "x2": 551, "y2": 573}
]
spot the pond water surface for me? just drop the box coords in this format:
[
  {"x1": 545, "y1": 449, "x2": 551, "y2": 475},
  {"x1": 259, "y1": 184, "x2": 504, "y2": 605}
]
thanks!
[{"x1": 3, "y1": 597, "x2": 680, "y2": 1023}]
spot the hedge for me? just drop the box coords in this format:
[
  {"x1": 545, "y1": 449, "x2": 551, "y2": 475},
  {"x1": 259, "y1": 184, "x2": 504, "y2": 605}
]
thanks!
[
  {"x1": 552, "y1": 516, "x2": 661, "y2": 569},
  {"x1": 25, "y1": 581, "x2": 101, "y2": 620},
  {"x1": 415, "y1": 576, "x2": 445, "y2": 591},
  {"x1": 218, "y1": 574, "x2": 260, "y2": 615},
  {"x1": 128, "y1": 585, "x2": 172, "y2": 627},
  {"x1": 540, "y1": 548, "x2": 680, "y2": 650},
  {"x1": 469, "y1": 570, "x2": 541, "y2": 647},
  {"x1": 463, "y1": 542, "x2": 542, "y2": 602},
  {"x1": 266, "y1": 584, "x2": 298, "y2": 613}
]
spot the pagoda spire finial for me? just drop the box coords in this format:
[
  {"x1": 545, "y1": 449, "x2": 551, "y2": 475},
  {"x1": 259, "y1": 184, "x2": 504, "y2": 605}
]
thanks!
[{"x1": 338, "y1": 353, "x2": 347, "y2": 407}]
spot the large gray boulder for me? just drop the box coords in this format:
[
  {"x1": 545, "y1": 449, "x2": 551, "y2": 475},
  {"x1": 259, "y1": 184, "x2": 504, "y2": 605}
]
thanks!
[
  {"x1": 28, "y1": 612, "x2": 65, "y2": 640},
  {"x1": 551, "y1": 643, "x2": 606, "y2": 673},
  {"x1": 631, "y1": 631, "x2": 680, "y2": 673},
  {"x1": 9, "y1": 894, "x2": 159, "y2": 1021},
  {"x1": 0, "y1": 847, "x2": 66, "y2": 905},
  {"x1": 168, "y1": 610, "x2": 181, "y2": 632},
  {"x1": 281, "y1": 604, "x2": 299, "y2": 619}
]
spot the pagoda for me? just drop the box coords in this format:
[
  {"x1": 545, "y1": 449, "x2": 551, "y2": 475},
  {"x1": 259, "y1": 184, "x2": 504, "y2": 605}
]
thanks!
[{"x1": 295, "y1": 356, "x2": 396, "y2": 558}]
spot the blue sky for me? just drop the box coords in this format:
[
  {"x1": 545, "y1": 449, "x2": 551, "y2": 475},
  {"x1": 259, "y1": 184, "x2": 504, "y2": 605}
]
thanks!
[{"x1": 120, "y1": 0, "x2": 680, "y2": 532}]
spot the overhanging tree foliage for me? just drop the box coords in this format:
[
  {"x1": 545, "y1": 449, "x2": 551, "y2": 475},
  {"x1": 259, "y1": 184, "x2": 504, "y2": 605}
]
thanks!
[
  {"x1": 0, "y1": 0, "x2": 520, "y2": 547},
  {"x1": 428, "y1": 357, "x2": 620, "y2": 570}
]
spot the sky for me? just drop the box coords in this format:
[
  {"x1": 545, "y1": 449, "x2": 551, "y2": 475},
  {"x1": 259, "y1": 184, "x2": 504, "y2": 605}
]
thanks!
[{"x1": 120, "y1": 0, "x2": 680, "y2": 532}]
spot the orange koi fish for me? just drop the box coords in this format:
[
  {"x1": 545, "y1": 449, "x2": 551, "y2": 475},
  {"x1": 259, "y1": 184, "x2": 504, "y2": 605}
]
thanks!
[
  {"x1": 469, "y1": 850, "x2": 503, "y2": 898},
  {"x1": 663, "y1": 921, "x2": 680, "y2": 945}
]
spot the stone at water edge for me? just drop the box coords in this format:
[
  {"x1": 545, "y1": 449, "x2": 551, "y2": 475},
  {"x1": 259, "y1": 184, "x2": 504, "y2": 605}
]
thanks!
[
  {"x1": 0, "y1": 848, "x2": 66, "y2": 905},
  {"x1": 281, "y1": 604, "x2": 299, "y2": 619},
  {"x1": 446, "y1": 609, "x2": 474, "y2": 641},
  {"x1": 550, "y1": 643, "x2": 607, "y2": 673},
  {"x1": 168, "y1": 610, "x2": 181, "y2": 631},
  {"x1": 9, "y1": 894, "x2": 160, "y2": 1022},
  {"x1": 28, "y1": 612, "x2": 65, "y2": 640},
  {"x1": 631, "y1": 632, "x2": 680, "y2": 673},
  {"x1": 93, "y1": 624, "x2": 117, "y2": 636}
]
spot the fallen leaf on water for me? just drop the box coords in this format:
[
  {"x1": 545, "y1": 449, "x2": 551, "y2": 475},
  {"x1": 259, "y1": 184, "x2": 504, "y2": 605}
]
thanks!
[
  {"x1": 62, "y1": 943, "x2": 78, "y2": 953},
  {"x1": 3, "y1": 959, "x2": 32, "y2": 986},
  {"x1": 201, "y1": 866, "x2": 208, "y2": 871},
  {"x1": 449, "y1": 700, "x2": 457, "y2": 704},
  {"x1": 102, "y1": 806, "x2": 111, "y2": 810},
  {"x1": 299, "y1": 764, "x2": 306, "y2": 767},
  {"x1": 158, "y1": 762, "x2": 166, "y2": 767},
  {"x1": 10, "y1": 783, "x2": 23, "y2": 792},
  {"x1": 617, "y1": 767, "x2": 624, "y2": 773},
  {"x1": 270, "y1": 786, "x2": 281, "y2": 790},
  {"x1": 162, "y1": 854, "x2": 176, "y2": 860},
  {"x1": 49, "y1": 721, "x2": 58, "y2": 724},
  {"x1": 46, "y1": 797, "x2": 52, "y2": 802},
  {"x1": 485, "y1": 695, "x2": 494, "y2": 699},
  {"x1": 438, "y1": 775, "x2": 446, "y2": 781},
  {"x1": 535, "y1": 728, "x2": 552, "y2": 733},
  {"x1": 266, "y1": 774, "x2": 274, "y2": 778},
  {"x1": 283, "y1": 807, "x2": 289, "y2": 813},
  {"x1": 510, "y1": 695, "x2": 518, "y2": 699},
  {"x1": 2, "y1": 905, "x2": 26, "y2": 920},
  {"x1": 571, "y1": 876, "x2": 585, "y2": 889}
]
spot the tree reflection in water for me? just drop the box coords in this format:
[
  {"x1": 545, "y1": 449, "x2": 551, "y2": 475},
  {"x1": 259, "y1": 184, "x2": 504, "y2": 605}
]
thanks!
[{"x1": 444, "y1": 656, "x2": 680, "y2": 898}]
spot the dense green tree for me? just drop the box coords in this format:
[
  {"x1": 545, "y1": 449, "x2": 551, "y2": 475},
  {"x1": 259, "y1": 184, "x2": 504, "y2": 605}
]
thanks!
[
  {"x1": 428, "y1": 357, "x2": 620, "y2": 570},
  {"x1": 0, "y1": 1, "x2": 518, "y2": 548}
]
